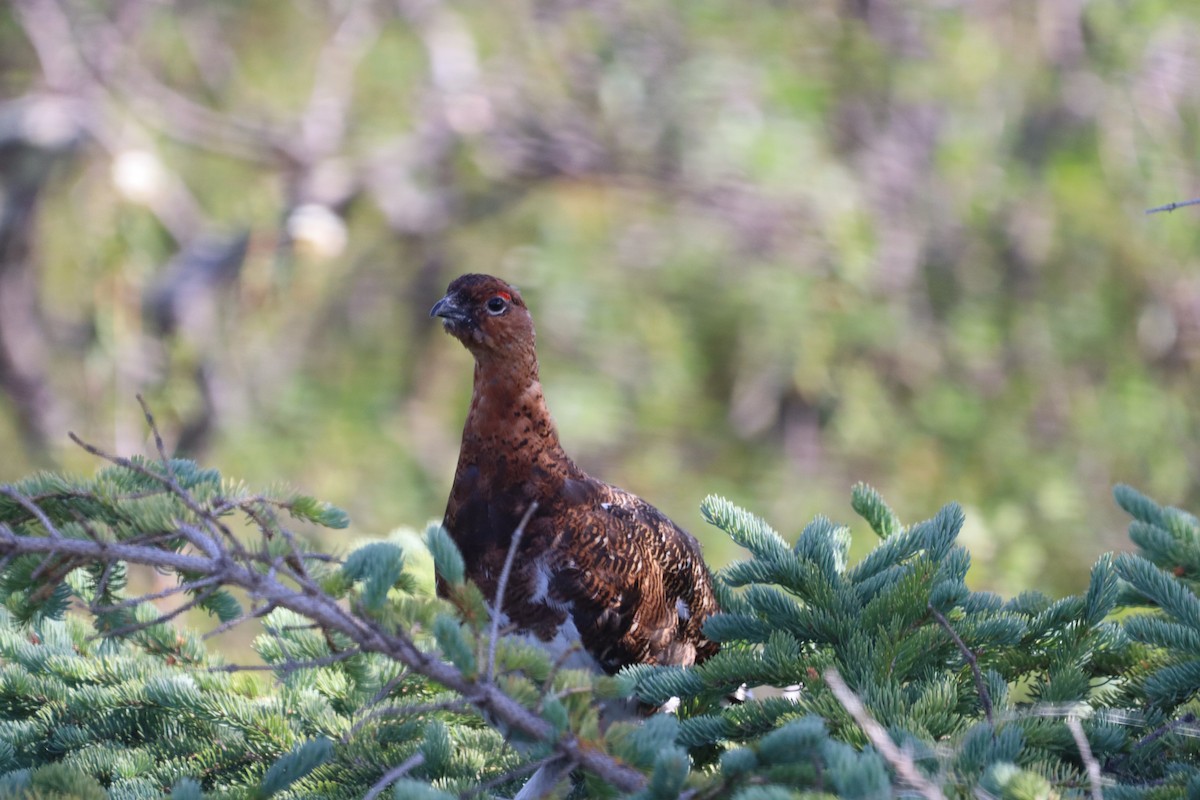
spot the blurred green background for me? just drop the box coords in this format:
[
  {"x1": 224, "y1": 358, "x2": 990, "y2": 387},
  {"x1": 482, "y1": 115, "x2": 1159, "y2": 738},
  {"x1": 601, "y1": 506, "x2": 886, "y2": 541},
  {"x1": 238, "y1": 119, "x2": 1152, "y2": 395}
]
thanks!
[{"x1": 2, "y1": 0, "x2": 1199, "y2": 600}]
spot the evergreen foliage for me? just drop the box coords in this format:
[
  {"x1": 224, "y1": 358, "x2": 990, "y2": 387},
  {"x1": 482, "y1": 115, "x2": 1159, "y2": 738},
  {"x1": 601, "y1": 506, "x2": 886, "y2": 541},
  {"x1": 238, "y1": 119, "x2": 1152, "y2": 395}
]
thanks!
[{"x1": 0, "y1": 436, "x2": 1198, "y2": 797}]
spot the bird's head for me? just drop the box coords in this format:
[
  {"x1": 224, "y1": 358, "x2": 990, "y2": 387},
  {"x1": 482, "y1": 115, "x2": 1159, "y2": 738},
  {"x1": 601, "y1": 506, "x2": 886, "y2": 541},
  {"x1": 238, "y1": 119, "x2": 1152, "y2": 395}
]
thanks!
[{"x1": 431, "y1": 273, "x2": 535, "y2": 360}]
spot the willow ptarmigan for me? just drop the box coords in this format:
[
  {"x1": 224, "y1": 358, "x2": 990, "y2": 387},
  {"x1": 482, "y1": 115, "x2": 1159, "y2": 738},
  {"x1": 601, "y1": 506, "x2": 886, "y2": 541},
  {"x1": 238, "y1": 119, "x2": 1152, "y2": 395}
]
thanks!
[{"x1": 431, "y1": 273, "x2": 719, "y2": 676}]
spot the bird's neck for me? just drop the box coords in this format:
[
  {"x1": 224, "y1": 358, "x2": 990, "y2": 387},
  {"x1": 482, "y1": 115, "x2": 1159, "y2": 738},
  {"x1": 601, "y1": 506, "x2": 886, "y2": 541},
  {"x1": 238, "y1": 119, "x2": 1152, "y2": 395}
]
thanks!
[{"x1": 461, "y1": 353, "x2": 572, "y2": 479}]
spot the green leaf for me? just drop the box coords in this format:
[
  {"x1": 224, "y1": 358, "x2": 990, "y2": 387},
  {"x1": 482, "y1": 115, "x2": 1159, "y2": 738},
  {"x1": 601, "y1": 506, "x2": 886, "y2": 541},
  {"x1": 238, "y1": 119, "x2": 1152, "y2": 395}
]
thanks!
[
  {"x1": 1140, "y1": 658, "x2": 1200, "y2": 708},
  {"x1": 342, "y1": 542, "x2": 407, "y2": 610},
  {"x1": 258, "y1": 737, "x2": 333, "y2": 797},
  {"x1": 1083, "y1": 553, "x2": 1119, "y2": 626},
  {"x1": 851, "y1": 482, "x2": 902, "y2": 539},
  {"x1": 1115, "y1": 554, "x2": 1200, "y2": 631},
  {"x1": 701, "y1": 495, "x2": 791, "y2": 563},
  {"x1": 643, "y1": 747, "x2": 689, "y2": 800},
  {"x1": 433, "y1": 613, "x2": 476, "y2": 675},
  {"x1": 1114, "y1": 484, "x2": 1166, "y2": 529},
  {"x1": 289, "y1": 495, "x2": 350, "y2": 529},
  {"x1": 425, "y1": 524, "x2": 465, "y2": 586},
  {"x1": 421, "y1": 720, "x2": 451, "y2": 775}
]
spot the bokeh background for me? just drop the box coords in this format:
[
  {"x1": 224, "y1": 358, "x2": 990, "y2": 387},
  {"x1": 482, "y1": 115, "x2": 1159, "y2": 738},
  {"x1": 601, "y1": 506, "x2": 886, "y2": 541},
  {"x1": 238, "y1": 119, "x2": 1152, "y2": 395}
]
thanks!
[{"x1": 2, "y1": 0, "x2": 1200, "y2": 599}]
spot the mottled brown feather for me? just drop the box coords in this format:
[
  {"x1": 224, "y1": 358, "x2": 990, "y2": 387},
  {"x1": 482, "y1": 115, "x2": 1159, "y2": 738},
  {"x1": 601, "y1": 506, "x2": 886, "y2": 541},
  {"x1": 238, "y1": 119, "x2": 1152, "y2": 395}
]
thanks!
[{"x1": 432, "y1": 273, "x2": 719, "y2": 674}]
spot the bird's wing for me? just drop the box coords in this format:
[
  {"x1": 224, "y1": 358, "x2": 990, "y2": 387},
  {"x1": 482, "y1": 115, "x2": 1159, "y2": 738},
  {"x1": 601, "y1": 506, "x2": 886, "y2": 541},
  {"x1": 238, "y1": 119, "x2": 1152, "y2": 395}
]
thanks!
[{"x1": 535, "y1": 480, "x2": 719, "y2": 673}]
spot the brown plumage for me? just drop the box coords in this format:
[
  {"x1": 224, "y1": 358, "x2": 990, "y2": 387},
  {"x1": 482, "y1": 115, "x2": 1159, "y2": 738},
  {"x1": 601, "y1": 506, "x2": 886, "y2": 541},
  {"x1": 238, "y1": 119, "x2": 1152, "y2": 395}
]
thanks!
[{"x1": 432, "y1": 273, "x2": 719, "y2": 674}]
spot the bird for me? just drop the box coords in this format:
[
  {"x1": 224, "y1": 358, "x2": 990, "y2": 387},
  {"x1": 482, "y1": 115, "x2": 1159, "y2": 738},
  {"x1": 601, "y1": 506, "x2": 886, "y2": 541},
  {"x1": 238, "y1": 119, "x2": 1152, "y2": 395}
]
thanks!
[{"x1": 430, "y1": 273, "x2": 720, "y2": 678}]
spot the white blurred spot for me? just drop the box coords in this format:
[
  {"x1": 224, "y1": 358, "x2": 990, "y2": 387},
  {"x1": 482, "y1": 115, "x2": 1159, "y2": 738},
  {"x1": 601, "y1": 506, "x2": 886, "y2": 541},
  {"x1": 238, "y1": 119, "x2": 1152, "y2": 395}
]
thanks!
[
  {"x1": 1137, "y1": 302, "x2": 1177, "y2": 359},
  {"x1": 427, "y1": 12, "x2": 478, "y2": 93},
  {"x1": 22, "y1": 97, "x2": 80, "y2": 148},
  {"x1": 111, "y1": 149, "x2": 168, "y2": 204},
  {"x1": 424, "y1": 12, "x2": 492, "y2": 135},
  {"x1": 286, "y1": 203, "x2": 347, "y2": 259},
  {"x1": 445, "y1": 92, "x2": 494, "y2": 135}
]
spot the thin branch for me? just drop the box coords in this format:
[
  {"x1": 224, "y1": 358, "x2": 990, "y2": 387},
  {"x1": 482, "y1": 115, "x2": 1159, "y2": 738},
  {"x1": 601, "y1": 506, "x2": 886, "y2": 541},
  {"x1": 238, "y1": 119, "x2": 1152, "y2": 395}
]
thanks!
[
  {"x1": 461, "y1": 753, "x2": 570, "y2": 800},
  {"x1": 68, "y1": 431, "x2": 240, "y2": 551},
  {"x1": 540, "y1": 638, "x2": 585, "y2": 701},
  {"x1": 928, "y1": 603, "x2": 993, "y2": 723},
  {"x1": 209, "y1": 647, "x2": 362, "y2": 674},
  {"x1": 1133, "y1": 712, "x2": 1198, "y2": 750},
  {"x1": 90, "y1": 573, "x2": 224, "y2": 613},
  {"x1": 175, "y1": 523, "x2": 223, "y2": 560},
  {"x1": 825, "y1": 668, "x2": 946, "y2": 800},
  {"x1": 487, "y1": 500, "x2": 538, "y2": 683},
  {"x1": 202, "y1": 600, "x2": 278, "y2": 640},
  {"x1": 347, "y1": 696, "x2": 473, "y2": 740},
  {"x1": 136, "y1": 393, "x2": 176, "y2": 482},
  {"x1": 97, "y1": 583, "x2": 223, "y2": 641},
  {"x1": 0, "y1": 487, "x2": 64, "y2": 539},
  {"x1": 1066, "y1": 714, "x2": 1104, "y2": 800},
  {"x1": 363, "y1": 751, "x2": 425, "y2": 800},
  {"x1": 1146, "y1": 198, "x2": 1200, "y2": 215},
  {"x1": 364, "y1": 668, "x2": 412, "y2": 708}
]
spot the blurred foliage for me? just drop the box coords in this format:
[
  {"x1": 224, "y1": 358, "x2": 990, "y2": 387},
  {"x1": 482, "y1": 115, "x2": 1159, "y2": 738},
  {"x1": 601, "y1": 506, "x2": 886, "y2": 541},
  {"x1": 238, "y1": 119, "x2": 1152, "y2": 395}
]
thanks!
[{"x1": 2, "y1": 0, "x2": 1200, "y2": 597}]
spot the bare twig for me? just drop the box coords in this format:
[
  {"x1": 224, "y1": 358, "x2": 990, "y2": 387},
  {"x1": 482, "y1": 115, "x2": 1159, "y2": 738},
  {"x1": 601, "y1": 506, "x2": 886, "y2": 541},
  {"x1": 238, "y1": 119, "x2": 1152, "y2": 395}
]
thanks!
[
  {"x1": 1146, "y1": 198, "x2": 1200, "y2": 215},
  {"x1": 347, "y1": 696, "x2": 473, "y2": 740},
  {"x1": 364, "y1": 669, "x2": 412, "y2": 709},
  {"x1": 202, "y1": 601, "x2": 279, "y2": 641},
  {"x1": 362, "y1": 751, "x2": 425, "y2": 800},
  {"x1": 67, "y1": 431, "x2": 239, "y2": 555},
  {"x1": 1133, "y1": 712, "x2": 1198, "y2": 750},
  {"x1": 97, "y1": 583, "x2": 223, "y2": 641},
  {"x1": 824, "y1": 668, "x2": 946, "y2": 800},
  {"x1": 136, "y1": 393, "x2": 175, "y2": 482},
  {"x1": 90, "y1": 573, "x2": 224, "y2": 613},
  {"x1": 928, "y1": 603, "x2": 994, "y2": 723},
  {"x1": 1066, "y1": 713, "x2": 1104, "y2": 800},
  {"x1": 487, "y1": 500, "x2": 538, "y2": 683},
  {"x1": 210, "y1": 647, "x2": 362, "y2": 674},
  {"x1": 0, "y1": 487, "x2": 64, "y2": 539},
  {"x1": 462, "y1": 753, "x2": 572, "y2": 800},
  {"x1": 539, "y1": 638, "x2": 586, "y2": 702}
]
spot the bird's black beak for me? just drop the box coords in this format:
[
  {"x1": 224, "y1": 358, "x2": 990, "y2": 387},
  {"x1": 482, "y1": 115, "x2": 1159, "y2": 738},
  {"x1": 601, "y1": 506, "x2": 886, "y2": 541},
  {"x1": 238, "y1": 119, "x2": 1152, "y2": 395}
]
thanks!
[{"x1": 430, "y1": 293, "x2": 470, "y2": 324}]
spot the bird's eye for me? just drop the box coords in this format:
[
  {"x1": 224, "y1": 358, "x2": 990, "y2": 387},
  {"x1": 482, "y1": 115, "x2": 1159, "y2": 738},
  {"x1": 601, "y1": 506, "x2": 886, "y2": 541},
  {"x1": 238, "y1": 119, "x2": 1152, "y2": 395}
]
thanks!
[{"x1": 486, "y1": 296, "x2": 508, "y2": 315}]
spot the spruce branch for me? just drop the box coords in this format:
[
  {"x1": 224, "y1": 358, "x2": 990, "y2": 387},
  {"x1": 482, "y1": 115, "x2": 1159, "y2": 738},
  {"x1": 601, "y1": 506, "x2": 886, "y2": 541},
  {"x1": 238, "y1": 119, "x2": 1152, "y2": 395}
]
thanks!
[
  {"x1": 67, "y1": 430, "x2": 246, "y2": 557},
  {"x1": 0, "y1": 424, "x2": 650, "y2": 795},
  {"x1": 927, "y1": 602, "x2": 994, "y2": 724},
  {"x1": 824, "y1": 668, "x2": 946, "y2": 800}
]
